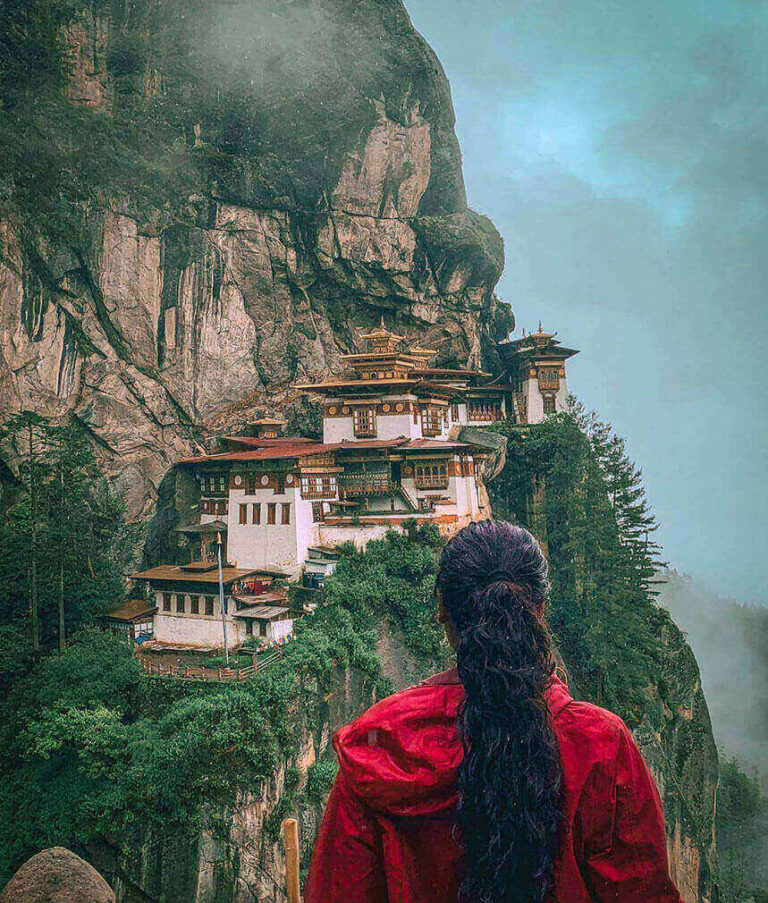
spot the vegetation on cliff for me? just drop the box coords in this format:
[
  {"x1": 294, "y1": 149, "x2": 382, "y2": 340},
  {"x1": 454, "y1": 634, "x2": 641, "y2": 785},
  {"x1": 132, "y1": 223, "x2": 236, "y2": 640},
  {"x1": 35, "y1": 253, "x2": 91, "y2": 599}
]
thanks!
[
  {"x1": 1, "y1": 410, "x2": 758, "y2": 902},
  {"x1": 0, "y1": 421, "x2": 444, "y2": 890}
]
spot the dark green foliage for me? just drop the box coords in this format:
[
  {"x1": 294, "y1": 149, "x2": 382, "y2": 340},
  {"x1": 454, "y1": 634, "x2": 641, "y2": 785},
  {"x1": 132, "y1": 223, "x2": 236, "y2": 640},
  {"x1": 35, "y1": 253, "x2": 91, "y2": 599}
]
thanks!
[
  {"x1": 716, "y1": 758, "x2": 768, "y2": 902},
  {"x1": 284, "y1": 400, "x2": 323, "y2": 442},
  {"x1": 0, "y1": 413, "x2": 138, "y2": 651},
  {"x1": 0, "y1": 0, "x2": 469, "y2": 254},
  {"x1": 321, "y1": 524, "x2": 448, "y2": 667},
  {"x1": 0, "y1": 505, "x2": 448, "y2": 885},
  {"x1": 305, "y1": 760, "x2": 338, "y2": 808},
  {"x1": 489, "y1": 407, "x2": 664, "y2": 723}
]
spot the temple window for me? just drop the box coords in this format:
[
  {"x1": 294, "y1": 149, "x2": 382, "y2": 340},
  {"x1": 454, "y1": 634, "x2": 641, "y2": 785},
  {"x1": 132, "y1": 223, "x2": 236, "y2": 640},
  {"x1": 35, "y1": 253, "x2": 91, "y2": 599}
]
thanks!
[
  {"x1": 312, "y1": 502, "x2": 325, "y2": 522},
  {"x1": 252, "y1": 502, "x2": 261, "y2": 524},
  {"x1": 468, "y1": 400, "x2": 502, "y2": 422},
  {"x1": 162, "y1": 593, "x2": 172, "y2": 611},
  {"x1": 190, "y1": 595, "x2": 199, "y2": 614},
  {"x1": 414, "y1": 461, "x2": 449, "y2": 489},
  {"x1": 200, "y1": 473, "x2": 227, "y2": 495},
  {"x1": 353, "y1": 407, "x2": 377, "y2": 438},
  {"x1": 421, "y1": 406, "x2": 442, "y2": 436},
  {"x1": 204, "y1": 596, "x2": 214, "y2": 616},
  {"x1": 267, "y1": 503, "x2": 276, "y2": 524},
  {"x1": 538, "y1": 368, "x2": 560, "y2": 391},
  {"x1": 281, "y1": 503, "x2": 291, "y2": 525},
  {"x1": 239, "y1": 504, "x2": 247, "y2": 524},
  {"x1": 176, "y1": 594, "x2": 185, "y2": 613},
  {"x1": 543, "y1": 395, "x2": 557, "y2": 416},
  {"x1": 246, "y1": 619, "x2": 254, "y2": 636},
  {"x1": 301, "y1": 474, "x2": 337, "y2": 499}
]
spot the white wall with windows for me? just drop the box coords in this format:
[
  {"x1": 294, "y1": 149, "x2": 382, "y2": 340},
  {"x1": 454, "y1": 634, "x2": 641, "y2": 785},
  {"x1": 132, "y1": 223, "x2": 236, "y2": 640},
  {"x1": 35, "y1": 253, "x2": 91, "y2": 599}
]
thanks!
[
  {"x1": 153, "y1": 590, "x2": 241, "y2": 647},
  {"x1": 226, "y1": 484, "x2": 309, "y2": 576}
]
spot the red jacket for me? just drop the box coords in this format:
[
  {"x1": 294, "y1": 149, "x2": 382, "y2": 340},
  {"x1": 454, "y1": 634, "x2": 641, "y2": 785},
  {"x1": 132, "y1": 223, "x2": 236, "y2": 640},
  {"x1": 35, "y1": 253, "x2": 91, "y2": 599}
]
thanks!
[{"x1": 306, "y1": 670, "x2": 683, "y2": 902}]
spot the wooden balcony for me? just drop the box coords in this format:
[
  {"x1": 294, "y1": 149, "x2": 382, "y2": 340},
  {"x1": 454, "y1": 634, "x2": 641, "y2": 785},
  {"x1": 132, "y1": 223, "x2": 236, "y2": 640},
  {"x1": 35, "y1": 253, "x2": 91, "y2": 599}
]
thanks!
[{"x1": 338, "y1": 473, "x2": 394, "y2": 496}]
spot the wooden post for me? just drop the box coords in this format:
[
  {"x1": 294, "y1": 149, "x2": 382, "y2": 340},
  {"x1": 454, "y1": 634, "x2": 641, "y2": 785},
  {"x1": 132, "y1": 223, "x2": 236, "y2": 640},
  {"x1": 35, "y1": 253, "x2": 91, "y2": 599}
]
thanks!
[{"x1": 282, "y1": 818, "x2": 301, "y2": 903}]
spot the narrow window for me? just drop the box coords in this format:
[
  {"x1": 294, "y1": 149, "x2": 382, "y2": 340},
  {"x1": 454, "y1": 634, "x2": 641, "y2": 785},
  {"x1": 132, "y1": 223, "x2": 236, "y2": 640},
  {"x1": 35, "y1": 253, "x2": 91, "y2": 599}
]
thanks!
[
  {"x1": 312, "y1": 502, "x2": 324, "y2": 522},
  {"x1": 204, "y1": 596, "x2": 214, "y2": 616},
  {"x1": 259, "y1": 621, "x2": 268, "y2": 638},
  {"x1": 267, "y1": 503, "x2": 276, "y2": 525},
  {"x1": 246, "y1": 619, "x2": 254, "y2": 636},
  {"x1": 190, "y1": 595, "x2": 199, "y2": 615},
  {"x1": 162, "y1": 593, "x2": 172, "y2": 612},
  {"x1": 353, "y1": 407, "x2": 376, "y2": 438},
  {"x1": 239, "y1": 503, "x2": 247, "y2": 525},
  {"x1": 252, "y1": 502, "x2": 261, "y2": 524},
  {"x1": 176, "y1": 594, "x2": 185, "y2": 613},
  {"x1": 543, "y1": 396, "x2": 557, "y2": 416},
  {"x1": 281, "y1": 503, "x2": 291, "y2": 525}
]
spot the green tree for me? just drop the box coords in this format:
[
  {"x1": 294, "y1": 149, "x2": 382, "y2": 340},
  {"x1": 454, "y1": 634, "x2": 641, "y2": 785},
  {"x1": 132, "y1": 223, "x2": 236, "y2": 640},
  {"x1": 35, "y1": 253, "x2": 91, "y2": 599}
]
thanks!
[
  {"x1": 0, "y1": 414, "x2": 138, "y2": 650},
  {"x1": 717, "y1": 758, "x2": 768, "y2": 902},
  {"x1": 489, "y1": 409, "x2": 663, "y2": 720}
]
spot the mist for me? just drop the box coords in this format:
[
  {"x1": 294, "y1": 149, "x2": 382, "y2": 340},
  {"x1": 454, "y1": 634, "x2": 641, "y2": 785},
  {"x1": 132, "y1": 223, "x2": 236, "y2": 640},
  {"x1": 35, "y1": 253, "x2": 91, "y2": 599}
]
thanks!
[{"x1": 657, "y1": 571, "x2": 768, "y2": 782}]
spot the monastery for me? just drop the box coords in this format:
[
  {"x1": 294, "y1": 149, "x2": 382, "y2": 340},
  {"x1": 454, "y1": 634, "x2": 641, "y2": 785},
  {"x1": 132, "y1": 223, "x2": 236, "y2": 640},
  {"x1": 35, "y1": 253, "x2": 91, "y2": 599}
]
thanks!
[{"x1": 126, "y1": 322, "x2": 577, "y2": 651}]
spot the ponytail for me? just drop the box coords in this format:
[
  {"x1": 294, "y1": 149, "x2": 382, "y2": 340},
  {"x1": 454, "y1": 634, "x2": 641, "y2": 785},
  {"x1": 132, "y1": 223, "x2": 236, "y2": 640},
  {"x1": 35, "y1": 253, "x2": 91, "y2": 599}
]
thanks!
[{"x1": 436, "y1": 520, "x2": 563, "y2": 903}]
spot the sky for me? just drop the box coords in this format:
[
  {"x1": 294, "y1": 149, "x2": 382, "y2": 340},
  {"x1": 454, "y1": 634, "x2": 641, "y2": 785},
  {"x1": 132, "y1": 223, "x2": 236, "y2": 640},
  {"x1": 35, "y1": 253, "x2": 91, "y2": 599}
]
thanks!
[{"x1": 405, "y1": 0, "x2": 768, "y2": 603}]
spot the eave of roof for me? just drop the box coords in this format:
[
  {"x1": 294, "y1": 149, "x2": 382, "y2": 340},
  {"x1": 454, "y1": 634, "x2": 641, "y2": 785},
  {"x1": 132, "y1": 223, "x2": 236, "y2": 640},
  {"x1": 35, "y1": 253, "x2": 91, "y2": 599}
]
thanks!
[
  {"x1": 132, "y1": 565, "x2": 279, "y2": 584},
  {"x1": 104, "y1": 599, "x2": 158, "y2": 621}
]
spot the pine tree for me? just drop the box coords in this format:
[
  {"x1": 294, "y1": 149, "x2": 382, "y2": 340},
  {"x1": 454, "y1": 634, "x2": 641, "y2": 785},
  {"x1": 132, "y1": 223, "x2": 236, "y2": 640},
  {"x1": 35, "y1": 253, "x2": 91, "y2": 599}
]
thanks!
[{"x1": 0, "y1": 414, "x2": 137, "y2": 650}]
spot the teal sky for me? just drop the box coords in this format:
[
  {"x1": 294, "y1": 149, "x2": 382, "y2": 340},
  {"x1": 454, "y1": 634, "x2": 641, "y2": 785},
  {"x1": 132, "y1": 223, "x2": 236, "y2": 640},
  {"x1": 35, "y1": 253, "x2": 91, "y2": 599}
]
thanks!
[{"x1": 405, "y1": 0, "x2": 768, "y2": 602}]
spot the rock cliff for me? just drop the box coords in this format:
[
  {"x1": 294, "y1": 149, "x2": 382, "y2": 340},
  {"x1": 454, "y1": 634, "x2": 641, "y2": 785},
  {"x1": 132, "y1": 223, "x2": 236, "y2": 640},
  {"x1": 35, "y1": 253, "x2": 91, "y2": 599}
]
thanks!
[{"x1": 0, "y1": 0, "x2": 512, "y2": 516}]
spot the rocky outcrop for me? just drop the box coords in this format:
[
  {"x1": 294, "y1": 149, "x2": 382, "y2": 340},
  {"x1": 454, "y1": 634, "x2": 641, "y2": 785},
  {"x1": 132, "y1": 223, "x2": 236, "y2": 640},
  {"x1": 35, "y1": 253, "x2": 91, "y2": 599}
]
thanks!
[
  {"x1": 0, "y1": 0, "x2": 513, "y2": 517},
  {"x1": 0, "y1": 847, "x2": 116, "y2": 903},
  {"x1": 634, "y1": 618, "x2": 719, "y2": 902}
]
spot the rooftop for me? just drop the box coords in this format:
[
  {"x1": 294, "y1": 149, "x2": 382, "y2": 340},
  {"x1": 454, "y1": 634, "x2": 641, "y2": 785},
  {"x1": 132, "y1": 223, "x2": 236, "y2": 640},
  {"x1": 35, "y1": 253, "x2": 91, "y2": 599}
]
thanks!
[
  {"x1": 180, "y1": 437, "x2": 470, "y2": 465},
  {"x1": 104, "y1": 598, "x2": 158, "y2": 622},
  {"x1": 175, "y1": 520, "x2": 228, "y2": 535},
  {"x1": 232, "y1": 605, "x2": 291, "y2": 620},
  {"x1": 133, "y1": 564, "x2": 286, "y2": 585}
]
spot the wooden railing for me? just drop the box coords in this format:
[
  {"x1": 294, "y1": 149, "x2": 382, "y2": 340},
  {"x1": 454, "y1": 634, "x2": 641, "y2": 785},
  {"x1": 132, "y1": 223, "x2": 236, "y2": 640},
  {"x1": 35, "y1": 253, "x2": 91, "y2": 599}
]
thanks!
[
  {"x1": 139, "y1": 650, "x2": 284, "y2": 681},
  {"x1": 338, "y1": 473, "x2": 393, "y2": 496}
]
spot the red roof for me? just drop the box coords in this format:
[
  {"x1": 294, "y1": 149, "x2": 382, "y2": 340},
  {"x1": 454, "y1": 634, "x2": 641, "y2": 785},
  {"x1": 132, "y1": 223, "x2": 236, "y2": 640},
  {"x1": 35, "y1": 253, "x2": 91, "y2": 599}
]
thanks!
[
  {"x1": 180, "y1": 438, "x2": 416, "y2": 464},
  {"x1": 401, "y1": 439, "x2": 468, "y2": 450},
  {"x1": 223, "y1": 436, "x2": 315, "y2": 449},
  {"x1": 179, "y1": 436, "x2": 471, "y2": 465},
  {"x1": 179, "y1": 442, "x2": 333, "y2": 464}
]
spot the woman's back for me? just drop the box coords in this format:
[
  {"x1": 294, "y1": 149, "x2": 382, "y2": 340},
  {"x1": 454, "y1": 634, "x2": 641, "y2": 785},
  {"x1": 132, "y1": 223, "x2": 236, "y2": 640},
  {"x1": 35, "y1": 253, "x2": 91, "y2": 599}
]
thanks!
[
  {"x1": 306, "y1": 521, "x2": 682, "y2": 902},
  {"x1": 306, "y1": 669, "x2": 683, "y2": 902}
]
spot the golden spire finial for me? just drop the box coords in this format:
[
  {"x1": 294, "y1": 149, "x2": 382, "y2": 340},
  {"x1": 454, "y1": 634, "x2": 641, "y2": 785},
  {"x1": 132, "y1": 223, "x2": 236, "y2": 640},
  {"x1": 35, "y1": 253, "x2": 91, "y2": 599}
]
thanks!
[{"x1": 380, "y1": 315, "x2": 386, "y2": 329}]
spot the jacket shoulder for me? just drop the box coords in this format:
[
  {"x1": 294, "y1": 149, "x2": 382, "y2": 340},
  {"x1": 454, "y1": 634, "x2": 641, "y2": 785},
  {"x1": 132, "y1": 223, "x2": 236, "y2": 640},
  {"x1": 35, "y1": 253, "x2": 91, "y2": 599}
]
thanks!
[
  {"x1": 554, "y1": 697, "x2": 631, "y2": 773},
  {"x1": 337, "y1": 681, "x2": 462, "y2": 746}
]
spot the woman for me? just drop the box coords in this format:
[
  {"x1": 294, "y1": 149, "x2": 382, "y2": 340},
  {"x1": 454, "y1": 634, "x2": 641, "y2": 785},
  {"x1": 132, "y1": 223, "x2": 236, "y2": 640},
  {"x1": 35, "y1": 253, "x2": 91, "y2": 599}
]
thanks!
[{"x1": 306, "y1": 520, "x2": 683, "y2": 902}]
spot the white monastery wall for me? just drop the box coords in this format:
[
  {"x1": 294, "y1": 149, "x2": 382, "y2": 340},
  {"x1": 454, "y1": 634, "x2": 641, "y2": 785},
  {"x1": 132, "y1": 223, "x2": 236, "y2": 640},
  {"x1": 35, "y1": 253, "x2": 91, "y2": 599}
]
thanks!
[
  {"x1": 227, "y1": 485, "x2": 302, "y2": 574},
  {"x1": 317, "y1": 521, "x2": 394, "y2": 550}
]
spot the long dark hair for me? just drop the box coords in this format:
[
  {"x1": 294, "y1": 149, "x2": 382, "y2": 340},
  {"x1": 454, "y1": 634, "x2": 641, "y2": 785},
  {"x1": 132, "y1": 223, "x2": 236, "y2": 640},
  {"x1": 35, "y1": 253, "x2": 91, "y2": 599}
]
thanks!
[{"x1": 436, "y1": 520, "x2": 563, "y2": 903}]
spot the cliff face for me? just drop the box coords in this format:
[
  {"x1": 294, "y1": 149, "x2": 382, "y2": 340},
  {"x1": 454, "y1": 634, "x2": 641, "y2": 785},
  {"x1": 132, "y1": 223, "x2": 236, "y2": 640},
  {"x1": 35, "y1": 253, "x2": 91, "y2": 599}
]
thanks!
[{"x1": 0, "y1": 0, "x2": 512, "y2": 515}]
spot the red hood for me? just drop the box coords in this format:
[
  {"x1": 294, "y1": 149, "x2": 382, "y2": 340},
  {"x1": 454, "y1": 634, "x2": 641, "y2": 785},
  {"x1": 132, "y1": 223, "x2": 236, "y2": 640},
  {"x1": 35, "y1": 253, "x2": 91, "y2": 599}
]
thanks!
[{"x1": 333, "y1": 670, "x2": 573, "y2": 818}]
